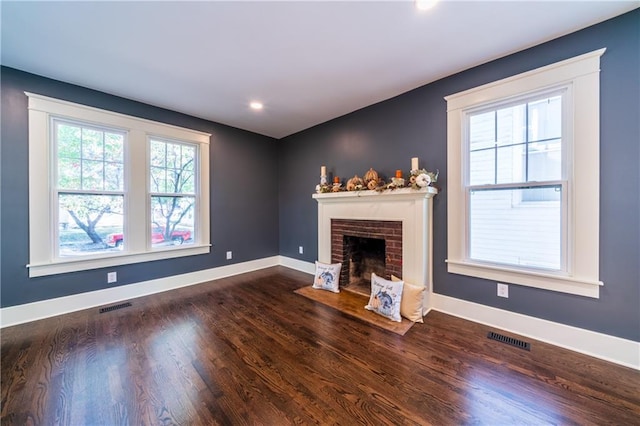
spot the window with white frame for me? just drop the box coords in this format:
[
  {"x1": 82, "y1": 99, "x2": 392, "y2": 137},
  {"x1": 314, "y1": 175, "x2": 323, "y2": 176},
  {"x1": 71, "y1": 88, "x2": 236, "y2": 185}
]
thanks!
[
  {"x1": 467, "y1": 91, "x2": 564, "y2": 271},
  {"x1": 27, "y1": 93, "x2": 211, "y2": 277},
  {"x1": 445, "y1": 49, "x2": 605, "y2": 298},
  {"x1": 54, "y1": 119, "x2": 126, "y2": 257},
  {"x1": 149, "y1": 138, "x2": 198, "y2": 248}
]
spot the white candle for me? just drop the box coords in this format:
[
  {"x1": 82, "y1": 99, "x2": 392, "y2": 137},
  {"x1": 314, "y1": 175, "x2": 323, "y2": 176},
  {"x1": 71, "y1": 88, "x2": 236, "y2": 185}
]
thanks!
[
  {"x1": 321, "y1": 165, "x2": 327, "y2": 176},
  {"x1": 411, "y1": 157, "x2": 419, "y2": 171}
]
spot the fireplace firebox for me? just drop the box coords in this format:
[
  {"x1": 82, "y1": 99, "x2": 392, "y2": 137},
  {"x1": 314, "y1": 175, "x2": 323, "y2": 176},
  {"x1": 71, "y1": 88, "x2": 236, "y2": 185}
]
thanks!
[
  {"x1": 345, "y1": 236, "x2": 385, "y2": 282},
  {"x1": 331, "y1": 219, "x2": 402, "y2": 294}
]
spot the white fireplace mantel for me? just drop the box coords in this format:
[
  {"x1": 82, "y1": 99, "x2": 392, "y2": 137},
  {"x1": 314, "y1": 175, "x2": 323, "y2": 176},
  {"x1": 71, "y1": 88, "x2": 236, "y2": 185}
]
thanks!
[
  {"x1": 313, "y1": 187, "x2": 438, "y2": 310},
  {"x1": 312, "y1": 186, "x2": 437, "y2": 203}
]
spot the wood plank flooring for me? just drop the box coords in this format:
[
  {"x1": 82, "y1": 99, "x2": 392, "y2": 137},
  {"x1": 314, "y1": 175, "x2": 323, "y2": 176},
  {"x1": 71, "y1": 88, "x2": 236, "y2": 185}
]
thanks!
[{"x1": 2, "y1": 266, "x2": 639, "y2": 425}]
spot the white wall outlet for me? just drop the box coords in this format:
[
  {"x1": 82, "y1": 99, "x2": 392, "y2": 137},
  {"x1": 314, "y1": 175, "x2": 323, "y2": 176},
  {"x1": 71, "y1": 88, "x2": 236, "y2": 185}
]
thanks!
[
  {"x1": 497, "y1": 282, "x2": 509, "y2": 298},
  {"x1": 226, "y1": 251, "x2": 232, "y2": 260},
  {"x1": 107, "y1": 272, "x2": 117, "y2": 283},
  {"x1": 299, "y1": 246, "x2": 304, "y2": 254}
]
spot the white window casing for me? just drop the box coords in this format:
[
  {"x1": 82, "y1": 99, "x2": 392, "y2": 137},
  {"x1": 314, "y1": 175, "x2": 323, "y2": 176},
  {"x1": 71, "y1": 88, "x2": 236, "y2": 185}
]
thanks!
[
  {"x1": 444, "y1": 48, "x2": 605, "y2": 298},
  {"x1": 27, "y1": 93, "x2": 211, "y2": 277}
]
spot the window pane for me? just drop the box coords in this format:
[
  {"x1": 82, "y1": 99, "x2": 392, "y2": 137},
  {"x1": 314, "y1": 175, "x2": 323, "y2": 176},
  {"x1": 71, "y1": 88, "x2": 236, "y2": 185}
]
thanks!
[
  {"x1": 150, "y1": 140, "x2": 166, "y2": 167},
  {"x1": 82, "y1": 128, "x2": 104, "y2": 160},
  {"x1": 528, "y1": 96, "x2": 562, "y2": 142},
  {"x1": 181, "y1": 145, "x2": 196, "y2": 170},
  {"x1": 58, "y1": 194, "x2": 124, "y2": 256},
  {"x1": 150, "y1": 166, "x2": 167, "y2": 193},
  {"x1": 105, "y1": 162, "x2": 124, "y2": 191},
  {"x1": 82, "y1": 159, "x2": 104, "y2": 191},
  {"x1": 469, "y1": 149, "x2": 495, "y2": 185},
  {"x1": 166, "y1": 166, "x2": 195, "y2": 194},
  {"x1": 528, "y1": 139, "x2": 561, "y2": 181},
  {"x1": 150, "y1": 139, "x2": 197, "y2": 194},
  {"x1": 104, "y1": 133, "x2": 124, "y2": 162},
  {"x1": 57, "y1": 123, "x2": 81, "y2": 159},
  {"x1": 469, "y1": 186, "x2": 561, "y2": 270},
  {"x1": 167, "y1": 143, "x2": 181, "y2": 169},
  {"x1": 181, "y1": 173, "x2": 195, "y2": 193},
  {"x1": 496, "y1": 104, "x2": 526, "y2": 147},
  {"x1": 469, "y1": 111, "x2": 495, "y2": 150},
  {"x1": 496, "y1": 144, "x2": 525, "y2": 184},
  {"x1": 57, "y1": 158, "x2": 81, "y2": 190},
  {"x1": 150, "y1": 196, "x2": 195, "y2": 247}
]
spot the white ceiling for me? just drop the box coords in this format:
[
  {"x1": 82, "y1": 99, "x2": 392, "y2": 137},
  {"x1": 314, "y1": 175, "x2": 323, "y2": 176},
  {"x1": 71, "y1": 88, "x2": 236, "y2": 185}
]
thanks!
[{"x1": 2, "y1": 1, "x2": 638, "y2": 139}]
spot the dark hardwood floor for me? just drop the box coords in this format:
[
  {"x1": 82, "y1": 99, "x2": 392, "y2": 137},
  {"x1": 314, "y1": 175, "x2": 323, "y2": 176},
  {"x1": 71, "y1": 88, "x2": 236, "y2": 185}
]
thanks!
[{"x1": 2, "y1": 266, "x2": 639, "y2": 425}]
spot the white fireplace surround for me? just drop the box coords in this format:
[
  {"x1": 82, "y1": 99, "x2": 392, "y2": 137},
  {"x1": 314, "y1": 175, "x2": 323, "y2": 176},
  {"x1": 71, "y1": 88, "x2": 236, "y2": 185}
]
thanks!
[{"x1": 313, "y1": 187, "x2": 438, "y2": 312}]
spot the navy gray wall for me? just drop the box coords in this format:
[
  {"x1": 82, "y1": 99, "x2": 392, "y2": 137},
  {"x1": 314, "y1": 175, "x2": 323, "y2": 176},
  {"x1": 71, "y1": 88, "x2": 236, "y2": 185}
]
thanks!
[
  {"x1": 278, "y1": 10, "x2": 640, "y2": 342},
  {"x1": 0, "y1": 67, "x2": 280, "y2": 307}
]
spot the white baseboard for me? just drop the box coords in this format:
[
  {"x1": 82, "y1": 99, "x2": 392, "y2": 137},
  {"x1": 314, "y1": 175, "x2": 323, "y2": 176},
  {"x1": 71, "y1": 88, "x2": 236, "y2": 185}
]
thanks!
[
  {"x1": 431, "y1": 293, "x2": 640, "y2": 370},
  {"x1": 278, "y1": 255, "x2": 315, "y2": 275},
  {"x1": 0, "y1": 256, "x2": 280, "y2": 328},
  {"x1": 3, "y1": 256, "x2": 637, "y2": 370}
]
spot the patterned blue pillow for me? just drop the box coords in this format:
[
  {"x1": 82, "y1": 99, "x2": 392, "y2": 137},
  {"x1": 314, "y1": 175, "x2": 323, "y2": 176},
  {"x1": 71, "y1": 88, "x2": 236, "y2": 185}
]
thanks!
[
  {"x1": 313, "y1": 261, "x2": 342, "y2": 293},
  {"x1": 365, "y1": 273, "x2": 404, "y2": 322}
]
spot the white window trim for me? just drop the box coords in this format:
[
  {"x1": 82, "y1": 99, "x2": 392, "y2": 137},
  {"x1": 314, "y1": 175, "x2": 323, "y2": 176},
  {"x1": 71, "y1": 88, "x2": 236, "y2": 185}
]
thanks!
[
  {"x1": 27, "y1": 93, "x2": 211, "y2": 277},
  {"x1": 444, "y1": 48, "x2": 605, "y2": 298}
]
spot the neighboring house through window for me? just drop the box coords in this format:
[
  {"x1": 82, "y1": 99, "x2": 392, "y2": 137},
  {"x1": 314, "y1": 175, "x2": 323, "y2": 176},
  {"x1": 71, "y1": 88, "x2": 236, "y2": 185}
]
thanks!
[
  {"x1": 445, "y1": 49, "x2": 605, "y2": 298},
  {"x1": 27, "y1": 93, "x2": 211, "y2": 277}
]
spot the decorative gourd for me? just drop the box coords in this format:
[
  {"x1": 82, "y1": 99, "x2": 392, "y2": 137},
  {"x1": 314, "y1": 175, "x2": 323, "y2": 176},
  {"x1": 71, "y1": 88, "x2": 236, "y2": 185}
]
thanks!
[
  {"x1": 367, "y1": 180, "x2": 378, "y2": 190},
  {"x1": 364, "y1": 168, "x2": 379, "y2": 184},
  {"x1": 346, "y1": 175, "x2": 364, "y2": 191}
]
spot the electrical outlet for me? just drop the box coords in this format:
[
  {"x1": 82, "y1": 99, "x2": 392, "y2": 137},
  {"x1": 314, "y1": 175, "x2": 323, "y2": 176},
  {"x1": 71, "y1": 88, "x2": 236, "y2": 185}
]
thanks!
[
  {"x1": 299, "y1": 246, "x2": 304, "y2": 254},
  {"x1": 497, "y1": 282, "x2": 509, "y2": 298},
  {"x1": 226, "y1": 251, "x2": 232, "y2": 260},
  {"x1": 107, "y1": 272, "x2": 117, "y2": 283}
]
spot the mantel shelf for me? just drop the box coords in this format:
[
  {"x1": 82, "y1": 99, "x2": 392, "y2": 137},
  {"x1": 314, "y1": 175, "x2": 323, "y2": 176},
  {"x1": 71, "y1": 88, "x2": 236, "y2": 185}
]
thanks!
[{"x1": 312, "y1": 186, "x2": 437, "y2": 202}]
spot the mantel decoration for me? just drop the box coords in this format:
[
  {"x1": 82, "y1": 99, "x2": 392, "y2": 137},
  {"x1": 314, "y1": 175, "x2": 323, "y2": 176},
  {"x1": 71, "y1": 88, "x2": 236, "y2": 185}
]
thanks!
[{"x1": 315, "y1": 158, "x2": 438, "y2": 194}]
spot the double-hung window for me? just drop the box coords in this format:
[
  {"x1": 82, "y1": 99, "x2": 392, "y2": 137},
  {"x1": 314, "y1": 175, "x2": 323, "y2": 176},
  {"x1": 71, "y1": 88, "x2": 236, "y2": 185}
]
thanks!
[
  {"x1": 27, "y1": 93, "x2": 211, "y2": 277},
  {"x1": 467, "y1": 91, "x2": 565, "y2": 271},
  {"x1": 54, "y1": 119, "x2": 126, "y2": 257},
  {"x1": 445, "y1": 49, "x2": 605, "y2": 298},
  {"x1": 149, "y1": 138, "x2": 198, "y2": 248}
]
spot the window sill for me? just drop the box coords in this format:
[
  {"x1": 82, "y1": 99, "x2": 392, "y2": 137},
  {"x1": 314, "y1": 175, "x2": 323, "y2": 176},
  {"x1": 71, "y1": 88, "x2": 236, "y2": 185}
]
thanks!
[
  {"x1": 445, "y1": 259, "x2": 602, "y2": 298},
  {"x1": 28, "y1": 244, "x2": 211, "y2": 277}
]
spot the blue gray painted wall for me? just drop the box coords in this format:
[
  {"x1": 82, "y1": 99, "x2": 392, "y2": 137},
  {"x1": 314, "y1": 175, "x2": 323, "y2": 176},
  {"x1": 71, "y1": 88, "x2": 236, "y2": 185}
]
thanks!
[
  {"x1": 278, "y1": 10, "x2": 639, "y2": 341},
  {"x1": 1, "y1": 67, "x2": 280, "y2": 307}
]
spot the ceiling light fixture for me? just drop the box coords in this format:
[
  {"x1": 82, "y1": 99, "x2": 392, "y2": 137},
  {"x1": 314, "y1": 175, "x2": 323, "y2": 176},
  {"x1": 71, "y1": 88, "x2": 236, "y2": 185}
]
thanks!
[
  {"x1": 249, "y1": 101, "x2": 263, "y2": 110},
  {"x1": 415, "y1": 0, "x2": 438, "y2": 11}
]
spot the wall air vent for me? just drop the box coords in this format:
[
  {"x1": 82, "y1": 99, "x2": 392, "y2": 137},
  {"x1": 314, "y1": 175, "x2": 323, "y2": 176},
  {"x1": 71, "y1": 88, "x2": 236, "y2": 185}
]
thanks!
[
  {"x1": 99, "y1": 302, "x2": 132, "y2": 313},
  {"x1": 487, "y1": 331, "x2": 531, "y2": 351}
]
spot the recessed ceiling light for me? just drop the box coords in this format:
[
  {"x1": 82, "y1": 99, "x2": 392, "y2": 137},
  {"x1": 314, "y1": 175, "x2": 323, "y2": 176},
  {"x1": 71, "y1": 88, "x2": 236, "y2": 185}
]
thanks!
[
  {"x1": 250, "y1": 101, "x2": 263, "y2": 110},
  {"x1": 415, "y1": 0, "x2": 438, "y2": 11}
]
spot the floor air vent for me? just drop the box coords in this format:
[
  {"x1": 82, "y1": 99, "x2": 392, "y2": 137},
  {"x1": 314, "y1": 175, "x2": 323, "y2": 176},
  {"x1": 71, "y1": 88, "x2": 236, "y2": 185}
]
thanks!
[
  {"x1": 487, "y1": 331, "x2": 531, "y2": 351},
  {"x1": 99, "y1": 302, "x2": 132, "y2": 313}
]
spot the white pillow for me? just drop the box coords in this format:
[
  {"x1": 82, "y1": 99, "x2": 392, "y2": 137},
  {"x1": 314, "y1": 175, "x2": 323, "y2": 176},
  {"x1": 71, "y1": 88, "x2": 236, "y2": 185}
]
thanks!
[
  {"x1": 391, "y1": 275, "x2": 425, "y2": 323},
  {"x1": 312, "y1": 261, "x2": 342, "y2": 293},
  {"x1": 365, "y1": 273, "x2": 403, "y2": 322}
]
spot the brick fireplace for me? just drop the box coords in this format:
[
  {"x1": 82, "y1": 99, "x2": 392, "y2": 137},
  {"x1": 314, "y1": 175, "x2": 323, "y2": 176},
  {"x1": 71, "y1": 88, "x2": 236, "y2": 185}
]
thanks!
[
  {"x1": 314, "y1": 187, "x2": 437, "y2": 313},
  {"x1": 331, "y1": 219, "x2": 402, "y2": 289}
]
